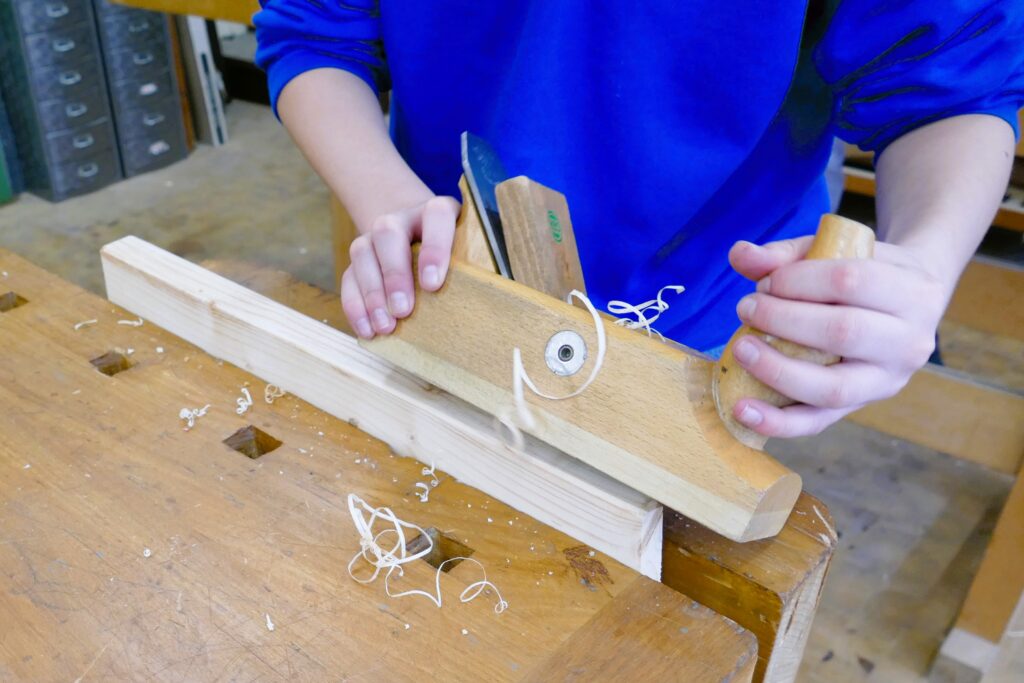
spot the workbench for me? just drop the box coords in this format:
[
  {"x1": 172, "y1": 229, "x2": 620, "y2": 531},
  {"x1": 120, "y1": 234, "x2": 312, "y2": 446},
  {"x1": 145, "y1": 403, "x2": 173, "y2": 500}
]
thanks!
[{"x1": 0, "y1": 248, "x2": 829, "y2": 681}]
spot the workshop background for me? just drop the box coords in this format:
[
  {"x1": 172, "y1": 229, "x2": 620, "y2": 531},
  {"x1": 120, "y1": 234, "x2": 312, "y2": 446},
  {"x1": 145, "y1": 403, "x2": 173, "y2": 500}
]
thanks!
[{"x1": 1, "y1": 2, "x2": 1022, "y2": 682}]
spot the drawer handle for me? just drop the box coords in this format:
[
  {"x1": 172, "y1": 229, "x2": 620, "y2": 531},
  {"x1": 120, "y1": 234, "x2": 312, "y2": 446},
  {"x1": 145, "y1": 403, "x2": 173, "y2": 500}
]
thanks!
[
  {"x1": 149, "y1": 141, "x2": 171, "y2": 156},
  {"x1": 52, "y1": 38, "x2": 76, "y2": 53},
  {"x1": 45, "y1": 3, "x2": 70, "y2": 19},
  {"x1": 58, "y1": 70, "x2": 82, "y2": 86},
  {"x1": 142, "y1": 113, "x2": 165, "y2": 126},
  {"x1": 72, "y1": 134, "x2": 95, "y2": 149},
  {"x1": 65, "y1": 103, "x2": 88, "y2": 118},
  {"x1": 132, "y1": 52, "x2": 154, "y2": 66},
  {"x1": 128, "y1": 20, "x2": 151, "y2": 33},
  {"x1": 139, "y1": 82, "x2": 159, "y2": 97},
  {"x1": 77, "y1": 163, "x2": 99, "y2": 178}
]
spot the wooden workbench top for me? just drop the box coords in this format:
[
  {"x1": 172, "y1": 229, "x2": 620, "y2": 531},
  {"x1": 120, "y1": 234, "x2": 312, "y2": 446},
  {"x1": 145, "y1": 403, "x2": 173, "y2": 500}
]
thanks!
[{"x1": 0, "y1": 250, "x2": 756, "y2": 681}]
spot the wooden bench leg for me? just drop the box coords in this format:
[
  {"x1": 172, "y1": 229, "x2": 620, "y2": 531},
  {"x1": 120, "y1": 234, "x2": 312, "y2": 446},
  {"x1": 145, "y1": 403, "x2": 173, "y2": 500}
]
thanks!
[
  {"x1": 663, "y1": 492, "x2": 837, "y2": 683},
  {"x1": 934, "y1": 472, "x2": 1024, "y2": 681}
]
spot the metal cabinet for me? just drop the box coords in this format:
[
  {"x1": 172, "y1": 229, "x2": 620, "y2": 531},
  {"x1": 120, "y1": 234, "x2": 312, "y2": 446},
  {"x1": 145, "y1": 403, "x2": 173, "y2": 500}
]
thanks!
[
  {"x1": 0, "y1": 0, "x2": 120, "y2": 200},
  {"x1": 94, "y1": 0, "x2": 187, "y2": 178}
]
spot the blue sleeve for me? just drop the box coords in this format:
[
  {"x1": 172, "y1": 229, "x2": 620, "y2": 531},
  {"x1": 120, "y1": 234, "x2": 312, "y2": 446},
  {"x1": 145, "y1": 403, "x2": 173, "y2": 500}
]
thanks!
[
  {"x1": 814, "y1": 0, "x2": 1024, "y2": 154},
  {"x1": 253, "y1": 0, "x2": 388, "y2": 115}
]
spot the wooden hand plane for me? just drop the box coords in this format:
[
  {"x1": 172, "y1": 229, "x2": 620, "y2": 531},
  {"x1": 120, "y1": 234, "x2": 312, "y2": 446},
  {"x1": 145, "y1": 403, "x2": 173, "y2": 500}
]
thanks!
[{"x1": 363, "y1": 136, "x2": 874, "y2": 542}]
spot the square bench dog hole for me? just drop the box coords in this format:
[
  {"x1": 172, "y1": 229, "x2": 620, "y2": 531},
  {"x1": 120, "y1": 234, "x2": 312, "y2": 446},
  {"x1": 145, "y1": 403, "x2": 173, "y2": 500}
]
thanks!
[
  {"x1": 0, "y1": 291, "x2": 28, "y2": 313},
  {"x1": 405, "y1": 527, "x2": 474, "y2": 572},
  {"x1": 90, "y1": 350, "x2": 133, "y2": 376},
  {"x1": 223, "y1": 425, "x2": 282, "y2": 459}
]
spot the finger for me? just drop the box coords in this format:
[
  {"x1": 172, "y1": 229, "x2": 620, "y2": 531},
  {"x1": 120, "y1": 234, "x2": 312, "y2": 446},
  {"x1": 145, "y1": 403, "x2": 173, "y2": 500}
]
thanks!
[
  {"x1": 729, "y1": 235, "x2": 815, "y2": 282},
  {"x1": 349, "y1": 234, "x2": 395, "y2": 334},
  {"x1": 733, "y1": 399, "x2": 855, "y2": 439},
  {"x1": 756, "y1": 258, "x2": 944, "y2": 320},
  {"x1": 370, "y1": 215, "x2": 415, "y2": 319},
  {"x1": 736, "y1": 293, "x2": 924, "y2": 364},
  {"x1": 416, "y1": 196, "x2": 459, "y2": 291},
  {"x1": 730, "y1": 335, "x2": 903, "y2": 408},
  {"x1": 340, "y1": 268, "x2": 373, "y2": 339}
]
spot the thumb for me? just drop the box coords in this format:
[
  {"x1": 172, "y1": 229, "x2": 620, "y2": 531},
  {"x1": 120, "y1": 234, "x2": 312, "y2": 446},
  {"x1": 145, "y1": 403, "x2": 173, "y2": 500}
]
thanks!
[{"x1": 729, "y1": 235, "x2": 815, "y2": 282}]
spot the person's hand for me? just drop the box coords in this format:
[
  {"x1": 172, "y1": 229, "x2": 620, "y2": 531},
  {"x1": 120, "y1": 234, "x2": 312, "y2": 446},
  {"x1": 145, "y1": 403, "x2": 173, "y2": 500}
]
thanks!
[
  {"x1": 726, "y1": 236, "x2": 948, "y2": 438},
  {"x1": 341, "y1": 196, "x2": 460, "y2": 338}
]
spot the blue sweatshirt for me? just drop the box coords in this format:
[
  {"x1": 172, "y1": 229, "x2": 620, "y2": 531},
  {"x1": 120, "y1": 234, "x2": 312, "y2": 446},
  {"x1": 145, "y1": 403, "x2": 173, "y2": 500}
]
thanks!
[{"x1": 254, "y1": 1, "x2": 1024, "y2": 351}]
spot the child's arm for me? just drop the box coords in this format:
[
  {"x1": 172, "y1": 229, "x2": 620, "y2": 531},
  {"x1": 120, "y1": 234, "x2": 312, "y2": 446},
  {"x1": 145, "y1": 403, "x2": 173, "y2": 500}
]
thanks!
[
  {"x1": 277, "y1": 68, "x2": 458, "y2": 339},
  {"x1": 726, "y1": 114, "x2": 1016, "y2": 438}
]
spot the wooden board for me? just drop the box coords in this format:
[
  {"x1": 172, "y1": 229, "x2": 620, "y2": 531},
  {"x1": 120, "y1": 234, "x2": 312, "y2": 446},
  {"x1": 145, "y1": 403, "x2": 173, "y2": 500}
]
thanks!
[
  {"x1": 982, "y1": 590, "x2": 1024, "y2": 682},
  {"x1": 522, "y1": 578, "x2": 757, "y2": 682},
  {"x1": 664, "y1": 492, "x2": 836, "y2": 683},
  {"x1": 957, "y1": 470, "x2": 1024, "y2": 643},
  {"x1": 100, "y1": 236, "x2": 664, "y2": 578},
  {"x1": 945, "y1": 258, "x2": 1024, "y2": 343},
  {"x1": 1018, "y1": 109, "x2": 1024, "y2": 158},
  {"x1": 363, "y1": 256, "x2": 802, "y2": 543},
  {"x1": 936, "y1": 471, "x2": 1024, "y2": 679},
  {"x1": 207, "y1": 258, "x2": 839, "y2": 683},
  {"x1": 496, "y1": 176, "x2": 586, "y2": 299},
  {"x1": 0, "y1": 248, "x2": 755, "y2": 681},
  {"x1": 113, "y1": 0, "x2": 258, "y2": 24},
  {"x1": 843, "y1": 165, "x2": 1024, "y2": 233},
  {"x1": 848, "y1": 364, "x2": 1024, "y2": 475}
]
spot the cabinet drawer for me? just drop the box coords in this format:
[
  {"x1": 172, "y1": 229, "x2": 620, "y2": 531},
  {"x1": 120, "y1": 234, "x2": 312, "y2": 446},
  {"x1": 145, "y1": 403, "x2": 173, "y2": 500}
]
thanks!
[
  {"x1": 29, "y1": 58, "x2": 104, "y2": 103},
  {"x1": 50, "y1": 149, "x2": 120, "y2": 198},
  {"x1": 110, "y1": 71, "x2": 175, "y2": 111},
  {"x1": 43, "y1": 118, "x2": 114, "y2": 164},
  {"x1": 99, "y1": 11, "x2": 167, "y2": 52},
  {"x1": 16, "y1": 0, "x2": 90, "y2": 35},
  {"x1": 104, "y1": 44, "x2": 169, "y2": 82},
  {"x1": 36, "y1": 85, "x2": 107, "y2": 133},
  {"x1": 23, "y1": 24, "x2": 99, "y2": 71},
  {"x1": 115, "y1": 102, "x2": 181, "y2": 140},
  {"x1": 121, "y1": 125, "x2": 186, "y2": 175}
]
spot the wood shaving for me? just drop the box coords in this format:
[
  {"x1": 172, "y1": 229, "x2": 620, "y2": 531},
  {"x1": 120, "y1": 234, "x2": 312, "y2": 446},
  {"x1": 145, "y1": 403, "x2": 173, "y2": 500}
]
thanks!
[
  {"x1": 265, "y1": 613, "x2": 275, "y2": 631},
  {"x1": 347, "y1": 493, "x2": 507, "y2": 613},
  {"x1": 414, "y1": 482, "x2": 431, "y2": 503},
  {"x1": 264, "y1": 384, "x2": 285, "y2": 404},
  {"x1": 236, "y1": 387, "x2": 254, "y2": 415},
  {"x1": 607, "y1": 285, "x2": 685, "y2": 338},
  {"x1": 498, "y1": 289, "x2": 607, "y2": 451},
  {"x1": 117, "y1": 317, "x2": 145, "y2": 327},
  {"x1": 179, "y1": 404, "x2": 210, "y2": 431},
  {"x1": 73, "y1": 319, "x2": 98, "y2": 331},
  {"x1": 812, "y1": 504, "x2": 837, "y2": 541}
]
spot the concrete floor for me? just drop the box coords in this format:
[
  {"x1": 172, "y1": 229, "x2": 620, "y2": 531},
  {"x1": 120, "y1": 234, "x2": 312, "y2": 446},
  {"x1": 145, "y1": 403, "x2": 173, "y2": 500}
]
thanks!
[
  {"x1": 0, "y1": 101, "x2": 333, "y2": 297},
  {"x1": 0, "y1": 100, "x2": 1016, "y2": 683}
]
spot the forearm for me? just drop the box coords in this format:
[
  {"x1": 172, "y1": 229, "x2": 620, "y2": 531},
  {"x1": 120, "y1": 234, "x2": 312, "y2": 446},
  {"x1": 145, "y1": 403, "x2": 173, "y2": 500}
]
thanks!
[
  {"x1": 875, "y1": 114, "x2": 1016, "y2": 296},
  {"x1": 277, "y1": 68, "x2": 433, "y2": 232}
]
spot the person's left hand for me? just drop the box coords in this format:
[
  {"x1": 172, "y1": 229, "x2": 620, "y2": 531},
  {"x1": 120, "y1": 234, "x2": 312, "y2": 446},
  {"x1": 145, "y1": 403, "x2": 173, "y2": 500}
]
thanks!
[{"x1": 725, "y1": 236, "x2": 950, "y2": 438}]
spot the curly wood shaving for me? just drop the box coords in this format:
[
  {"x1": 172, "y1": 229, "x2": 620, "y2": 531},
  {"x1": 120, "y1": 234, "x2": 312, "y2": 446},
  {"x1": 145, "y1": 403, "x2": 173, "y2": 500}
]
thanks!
[
  {"x1": 73, "y1": 319, "x2": 98, "y2": 331},
  {"x1": 414, "y1": 482, "x2": 431, "y2": 503},
  {"x1": 117, "y1": 317, "x2": 144, "y2": 327},
  {"x1": 179, "y1": 404, "x2": 210, "y2": 431},
  {"x1": 236, "y1": 387, "x2": 254, "y2": 415},
  {"x1": 264, "y1": 384, "x2": 286, "y2": 404},
  {"x1": 498, "y1": 290, "x2": 606, "y2": 450},
  {"x1": 607, "y1": 285, "x2": 685, "y2": 338},
  {"x1": 347, "y1": 494, "x2": 507, "y2": 613}
]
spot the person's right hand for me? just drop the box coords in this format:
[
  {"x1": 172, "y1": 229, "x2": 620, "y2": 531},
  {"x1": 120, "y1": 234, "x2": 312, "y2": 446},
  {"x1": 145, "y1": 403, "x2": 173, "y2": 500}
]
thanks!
[{"x1": 341, "y1": 195, "x2": 461, "y2": 339}]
